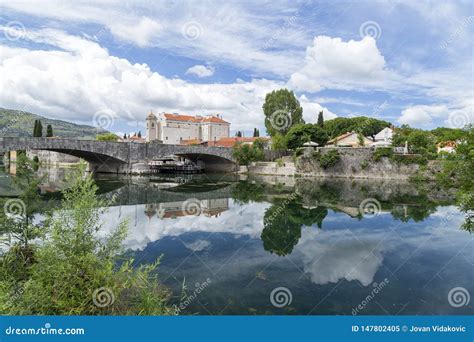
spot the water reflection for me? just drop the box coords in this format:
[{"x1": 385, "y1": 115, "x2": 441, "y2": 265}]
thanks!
[{"x1": 1, "y1": 166, "x2": 472, "y2": 315}]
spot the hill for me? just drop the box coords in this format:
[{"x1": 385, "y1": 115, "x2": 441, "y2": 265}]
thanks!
[{"x1": 0, "y1": 108, "x2": 107, "y2": 139}]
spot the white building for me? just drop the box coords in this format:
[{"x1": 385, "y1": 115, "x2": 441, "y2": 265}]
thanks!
[
  {"x1": 374, "y1": 127, "x2": 394, "y2": 143},
  {"x1": 146, "y1": 111, "x2": 230, "y2": 144}
]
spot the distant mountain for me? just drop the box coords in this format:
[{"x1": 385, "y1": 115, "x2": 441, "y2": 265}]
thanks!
[{"x1": 0, "y1": 108, "x2": 107, "y2": 139}]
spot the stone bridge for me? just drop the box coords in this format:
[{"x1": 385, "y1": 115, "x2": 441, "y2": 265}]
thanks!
[{"x1": 0, "y1": 137, "x2": 236, "y2": 173}]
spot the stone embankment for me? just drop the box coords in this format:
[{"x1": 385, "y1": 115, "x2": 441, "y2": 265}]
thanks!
[{"x1": 243, "y1": 147, "x2": 441, "y2": 180}]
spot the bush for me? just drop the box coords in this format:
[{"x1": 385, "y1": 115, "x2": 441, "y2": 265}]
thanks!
[
  {"x1": 1, "y1": 170, "x2": 173, "y2": 315},
  {"x1": 318, "y1": 149, "x2": 341, "y2": 169},
  {"x1": 96, "y1": 133, "x2": 119, "y2": 141},
  {"x1": 233, "y1": 143, "x2": 264, "y2": 165},
  {"x1": 391, "y1": 154, "x2": 427, "y2": 165},
  {"x1": 373, "y1": 147, "x2": 393, "y2": 161}
]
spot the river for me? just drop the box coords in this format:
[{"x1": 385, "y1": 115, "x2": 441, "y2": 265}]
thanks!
[{"x1": 1, "y1": 166, "x2": 473, "y2": 315}]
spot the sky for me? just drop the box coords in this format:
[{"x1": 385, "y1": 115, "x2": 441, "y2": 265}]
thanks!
[{"x1": 0, "y1": 0, "x2": 472, "y2": 137}]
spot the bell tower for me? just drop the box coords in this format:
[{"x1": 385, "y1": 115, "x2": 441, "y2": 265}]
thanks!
[{"x1": 146, "y1": 110, "x2": 158, "y2": 142}]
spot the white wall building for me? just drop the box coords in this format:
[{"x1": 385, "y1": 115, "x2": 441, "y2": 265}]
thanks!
[
  {"x1": 374, "y1": 127, "x2": 394, "y2": 142},
  {"x1": 146, "y1": 111, "x2": 230, "y2": 144}
]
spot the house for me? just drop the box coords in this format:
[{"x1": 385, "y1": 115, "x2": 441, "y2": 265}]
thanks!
[
  {"x1": 146, "y1": 111, "x2": 230, "y2": 144},
  {"x1": 436, "y1": 141, "x2": 457, "y2": 153},
  {"x1": 374, "y1": 126, "x2": 394, "y2": 143},
  {"x1": 326, "y1": 132, "x2": 372, "y2": 147},
  {"x1": 180, "y1": 136, "x2": 270, "y2": 148}
]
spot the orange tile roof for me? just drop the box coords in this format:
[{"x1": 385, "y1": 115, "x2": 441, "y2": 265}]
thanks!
[
  {"x1": 163, "y1": 113, "x2": 229, "y2": 124},
  {"x1": 208, "y1": 137, "x2": 269, "y2": 147},
  {"x1": 327, "y1": 131, "x2": 355, "y2": 144},
  {"x1": 180, "y1": 139, "x2": 203, "y2": 145}
]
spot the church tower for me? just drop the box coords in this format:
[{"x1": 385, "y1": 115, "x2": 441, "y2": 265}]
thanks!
[{"x1": 146, "y1": 110, "x2": 158, "y2": 142}]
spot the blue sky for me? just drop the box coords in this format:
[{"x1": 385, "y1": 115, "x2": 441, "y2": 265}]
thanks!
[{"x1": 0, "y1": 0, "x2": 472, "y2": 136}]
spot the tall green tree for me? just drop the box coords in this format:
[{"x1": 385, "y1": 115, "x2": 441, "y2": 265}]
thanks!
[
  {"x1": 317, "y1": 111, "x2": 324, "y2": 128},
  {"x1": 285, "y1": 124, "x2": 329, "y2": 150},
  {"x1": 263, "y1": 89, "x2": 304, "y2": 136},
  {"x1": 36, "y1": 120, "x2": 43, "y2": 137},
  {"x1": 46, "y1": 125, "x2": 53, "y2": 137},
  {"x1": 253, "y1": 128, "x2": 260, "y2": 137}
]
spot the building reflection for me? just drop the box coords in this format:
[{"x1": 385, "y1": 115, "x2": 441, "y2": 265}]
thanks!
[{"x1": 144, "y1": 198, "x2": 229, "y2": 219}]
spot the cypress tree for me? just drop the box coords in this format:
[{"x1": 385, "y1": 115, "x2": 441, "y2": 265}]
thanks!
[
  {"x1": 46, "y1": 124, "x2": 53, "y2": 137},
  {"x1": 317, "y1": 111, "x2": 324, "y2": 128},
  {"x1": 33, "y1": 120, "x2": 38, "y2": 137},
  {"x1": 37, "y1": 120, "x2": 43, "y2": 137}
]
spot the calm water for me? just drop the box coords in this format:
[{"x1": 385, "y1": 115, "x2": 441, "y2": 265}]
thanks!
[{"x1": 1, "y1": 166, "x2": 473, "y2": 315}]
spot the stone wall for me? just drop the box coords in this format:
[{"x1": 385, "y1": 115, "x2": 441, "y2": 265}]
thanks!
[
  {"x1": 27, "y1": 149, "x2": 80, "y2": 165},
  {"x1": 296, "y1": 147, "x2": 432, "y2": 179}
]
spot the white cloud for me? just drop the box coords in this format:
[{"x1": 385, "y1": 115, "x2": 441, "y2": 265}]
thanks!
[
  {"x1": 289, "y1": 36, "x2": 390, "y2": 92},
  {"x1": 398, "y1": 105, "x2": 449, "y2": 127},
  {"x1": 299, "y1": 95, "x2": 337, "y2": 122},
  {"x1": 185, "y1": 64, "x2": 215, "y2": 78},
  {"x1": 0, "y1": 28, "x2": 332, "y2": 132}
]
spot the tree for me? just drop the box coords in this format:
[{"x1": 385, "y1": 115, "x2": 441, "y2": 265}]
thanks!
[
  {"x1": 285, "y1": 124, "x2": 329, "y2": 150},
  {"x1": 123, "y1": 133, "x2": 127, "y2": 139},
  {"x1": 271, "y1": 133, "x2": 286, "y2": 150},
  {"x1": 317, "y1": 111, "x2": 324, "y2": 128},
  {"x1": 46, "y1": 125, "x2": 53, "y2": 137},
  {"x1": 253, "y1": 128, "x2": 260, "y2": 137},
  {"x1": 137, "y1": 131, "x2": 142, "y2": 138},
  {"x1": 232, "y1": 142, "x2": 264, "y2": 165},
  {"x1": 236, "y1": 131, "x2": 242, "y2": 137},
  {"x1": 33, "y1": 120, "x2": 43, "y2": 137},
  {"x1": 37, "y1": 120, "x2": 43, "y2": 137},
  {"x1": 263, "y1": 88, "x2": 304, "y2": 136},
  {"x1": 96, "y1": 133, "x2": 119, "y2": 141},
  {"x1": 324, "y1": 117, "x2": 391, "y2": 140}
]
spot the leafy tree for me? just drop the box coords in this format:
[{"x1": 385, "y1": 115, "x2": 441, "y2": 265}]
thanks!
[
  {"x1": 235, "y1": 131, "x2": 242, "y2": 137},
  {"x1": 285, "y1": 124, "x2": 328, "y2": 150},
  {"x1": 271, "y1": 133, "x2": 286, "y2": 150},
  {"x1": 430, "y1": 127, "x2": 465, "y2": 143},
  {"x1": 392, "y1": 126, "x2": 436, "y2": 157},
  {"x1": 253, "y1": 128, "x2": 260, "y2": 137},
  {"x1": 232, "y1": 142, "x2": 264, "y2": 165},
  {"x1": 324, "y1": 117, "x2": 390, "y2": 140},
  {"x1": 46, "y1": 125, "x2": 53, "y2": 137},
  {"x1": 263, "y1": 88, "x2": 304, "y2": 136},
  {"x1": 96, "y1": 133, "x2": 119, "y2": 141},
  {"x1": 317, "y1": 111, "x2": 324, "y2": 128},
  {"x1": 357, "y1": 132, "x2": 365, "y2": 146},
  {"x1": 33, "y1": 120, "x2": 43, "y2": 137}
]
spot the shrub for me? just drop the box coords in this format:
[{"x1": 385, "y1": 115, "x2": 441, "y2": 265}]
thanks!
[
  {"x1": 318, "y1": 149, "x2": 340, "y2": 169},
  {"x1": 96, "y1": 133, "x2": 119, "y2": 141},
  {"x1": 391, "y1": 154, "x2": 427, "y2": 165},
  {"x1": 233, "y1": 143, "x2": 264, "y2": 165},
  {"x1": 373, "y1": 147, "x2": 393, "y2": 161}
]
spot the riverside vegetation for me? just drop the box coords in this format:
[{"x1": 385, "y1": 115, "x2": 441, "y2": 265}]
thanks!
[{"x1": 0, "y1": 158, "x2": 174, "y2": 315}]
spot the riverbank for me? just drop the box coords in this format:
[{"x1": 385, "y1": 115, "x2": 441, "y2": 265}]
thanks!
[{"x1": 241, "y1": 147, "x2": 441, "y2": 180}]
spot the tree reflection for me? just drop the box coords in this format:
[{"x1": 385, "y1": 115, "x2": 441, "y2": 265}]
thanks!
[{"x1": 261, "y1": 197, "x2": 328, "y2": 256}]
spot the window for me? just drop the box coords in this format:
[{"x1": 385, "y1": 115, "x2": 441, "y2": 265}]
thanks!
[
  {"x1": 151, "y1": 123, "x2": 154, "y2": 128},
  {"x1": 166, "y1": 137, "x2": 168, "y2": 140}
]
